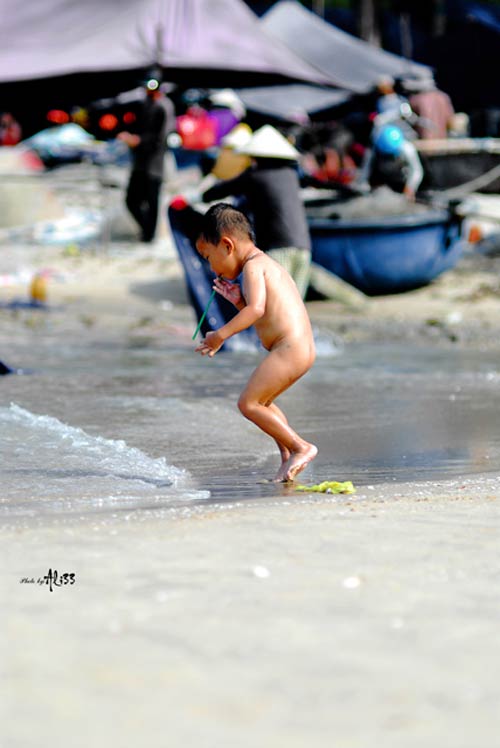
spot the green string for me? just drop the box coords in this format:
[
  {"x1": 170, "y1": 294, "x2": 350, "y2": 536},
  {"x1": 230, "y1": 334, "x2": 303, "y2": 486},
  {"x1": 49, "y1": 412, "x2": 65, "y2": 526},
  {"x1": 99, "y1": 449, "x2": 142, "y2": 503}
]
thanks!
[{"x1": 192, "y1": 288, "x2": 216, "y2": 340}]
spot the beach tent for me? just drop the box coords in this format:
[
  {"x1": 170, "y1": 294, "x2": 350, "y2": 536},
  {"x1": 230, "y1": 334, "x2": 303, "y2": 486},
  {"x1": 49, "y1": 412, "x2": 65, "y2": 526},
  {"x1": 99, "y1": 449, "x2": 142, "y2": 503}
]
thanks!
[
  {"x1": 0, "y1": 0, "x2": 331, "y2": 88},
  {"x1": 261, "y1": 1, "x2": 433, "y2": 94},
  {"x1": 235, "y1": 0, "x2": 434, "y2": 124},
  {"x1": 236, "y1": 84, "x2": 351, "y2": 123}
]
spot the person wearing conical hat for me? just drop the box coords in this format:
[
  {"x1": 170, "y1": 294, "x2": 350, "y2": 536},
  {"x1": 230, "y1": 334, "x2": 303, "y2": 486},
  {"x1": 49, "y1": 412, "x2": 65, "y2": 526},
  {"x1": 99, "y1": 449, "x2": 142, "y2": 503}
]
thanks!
[
  {"x1": 212, "y1": 123, "x2": 252, "y2": 179},
  {"x1": 202, "y1": 125, "x2": 311, "y2": 298}
]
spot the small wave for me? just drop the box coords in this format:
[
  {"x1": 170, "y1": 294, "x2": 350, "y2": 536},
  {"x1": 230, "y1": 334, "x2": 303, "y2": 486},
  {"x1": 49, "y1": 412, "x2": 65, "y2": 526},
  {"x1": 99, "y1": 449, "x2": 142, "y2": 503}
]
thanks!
[{"x1": 0, "y1": 404, "x2": 209, "y2": 504}]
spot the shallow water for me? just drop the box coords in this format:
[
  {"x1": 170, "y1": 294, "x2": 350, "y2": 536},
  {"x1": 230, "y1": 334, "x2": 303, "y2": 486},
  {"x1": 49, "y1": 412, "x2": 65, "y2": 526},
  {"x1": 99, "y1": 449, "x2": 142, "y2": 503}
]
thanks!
[{"x1": 1, "y1": 315, "x2": 500, "y2": 526}]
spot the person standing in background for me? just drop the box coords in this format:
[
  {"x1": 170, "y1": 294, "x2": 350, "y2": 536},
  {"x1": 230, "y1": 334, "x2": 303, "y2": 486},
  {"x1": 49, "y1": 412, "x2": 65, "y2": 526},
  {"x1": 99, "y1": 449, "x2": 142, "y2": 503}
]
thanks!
[
  {"x1": 407, "y1": 81, "x2": 455, "y2": 140},
  {"x1": 118, "y1": 71, "x2": 176, "y2": 243}
]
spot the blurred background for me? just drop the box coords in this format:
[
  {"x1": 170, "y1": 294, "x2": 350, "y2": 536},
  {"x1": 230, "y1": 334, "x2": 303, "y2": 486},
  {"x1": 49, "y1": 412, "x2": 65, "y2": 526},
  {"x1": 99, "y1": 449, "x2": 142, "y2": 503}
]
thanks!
[{"x1": 2, "y1": 0, "x2": 500, "y2": 139}]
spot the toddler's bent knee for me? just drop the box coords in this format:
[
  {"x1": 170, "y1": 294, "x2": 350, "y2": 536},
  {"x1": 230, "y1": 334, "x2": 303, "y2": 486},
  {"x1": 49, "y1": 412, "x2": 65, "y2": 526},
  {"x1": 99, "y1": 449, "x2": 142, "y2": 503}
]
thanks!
[{"x1": 237, "y1": 396, "x2": 255, "y2": 419}]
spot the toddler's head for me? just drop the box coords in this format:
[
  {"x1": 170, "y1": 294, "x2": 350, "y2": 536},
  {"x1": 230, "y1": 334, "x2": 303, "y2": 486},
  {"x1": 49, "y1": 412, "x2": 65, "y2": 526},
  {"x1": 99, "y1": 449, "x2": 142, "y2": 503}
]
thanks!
[{"x1": 197, "y1": 203, "x2": 255, "y2": 247}]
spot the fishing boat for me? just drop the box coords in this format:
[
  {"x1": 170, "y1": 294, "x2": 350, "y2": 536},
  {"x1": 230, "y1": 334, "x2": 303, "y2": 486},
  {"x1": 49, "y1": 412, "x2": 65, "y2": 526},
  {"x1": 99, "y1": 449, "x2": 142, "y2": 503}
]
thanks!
[
  {"x1": 306, "y1": 193, "x2": 464, "y2": 296},
  {"x1": 416, "y1": 138, "x2": 500, "y2": 195}
]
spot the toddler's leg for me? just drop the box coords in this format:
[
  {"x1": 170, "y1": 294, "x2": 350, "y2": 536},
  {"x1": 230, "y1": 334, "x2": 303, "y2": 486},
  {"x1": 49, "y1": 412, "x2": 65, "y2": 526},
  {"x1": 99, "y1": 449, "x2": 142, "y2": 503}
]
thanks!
[
  {"x1": 267, "y1": 403, "x2": 291, "y2": 481},
  {"x1": 238, "y1": 346, "x2": 317, "y2": 482}
]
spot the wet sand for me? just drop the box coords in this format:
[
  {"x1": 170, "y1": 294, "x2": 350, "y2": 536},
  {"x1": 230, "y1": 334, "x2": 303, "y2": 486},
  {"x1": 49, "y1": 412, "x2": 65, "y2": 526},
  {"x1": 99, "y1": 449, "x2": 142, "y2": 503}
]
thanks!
[
  {"x1": 1, "y1": 168, "x2": 500, "y2": 746},
  {"x1": 2, "y1": 485, "x2": 500, "y2": 748}
]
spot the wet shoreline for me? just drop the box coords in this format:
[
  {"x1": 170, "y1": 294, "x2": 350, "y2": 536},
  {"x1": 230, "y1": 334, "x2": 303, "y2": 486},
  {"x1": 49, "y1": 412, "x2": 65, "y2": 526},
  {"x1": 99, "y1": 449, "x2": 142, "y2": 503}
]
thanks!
[{"x1": 1, "y1": 335, "x2": 500, "y2": 527}]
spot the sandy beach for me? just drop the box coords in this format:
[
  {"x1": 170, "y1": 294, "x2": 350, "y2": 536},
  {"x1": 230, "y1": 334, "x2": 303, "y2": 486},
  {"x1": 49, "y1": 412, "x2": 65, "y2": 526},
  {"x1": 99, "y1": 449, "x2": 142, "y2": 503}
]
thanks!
[{"x1": 1, "y1": 165, "x2": 500, "y2": 747}]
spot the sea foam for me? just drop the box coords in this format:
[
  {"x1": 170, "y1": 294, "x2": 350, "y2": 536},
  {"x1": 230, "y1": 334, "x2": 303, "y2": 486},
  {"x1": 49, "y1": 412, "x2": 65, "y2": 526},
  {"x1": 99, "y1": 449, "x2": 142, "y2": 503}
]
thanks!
[{"x1": 0, "y1": 404, "x2": 209, "y2": 506}]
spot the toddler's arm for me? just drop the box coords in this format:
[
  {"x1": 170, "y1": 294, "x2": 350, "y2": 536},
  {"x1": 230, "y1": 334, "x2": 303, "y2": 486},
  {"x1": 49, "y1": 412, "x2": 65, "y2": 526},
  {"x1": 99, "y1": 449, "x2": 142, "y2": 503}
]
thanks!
[{"x1": 195, "y1": 265, "x2": 266, "y2": 356}]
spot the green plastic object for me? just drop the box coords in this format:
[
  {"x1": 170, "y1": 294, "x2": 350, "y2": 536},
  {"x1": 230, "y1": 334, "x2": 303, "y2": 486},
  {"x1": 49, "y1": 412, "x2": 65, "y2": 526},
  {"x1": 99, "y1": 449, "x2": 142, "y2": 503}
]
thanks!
[
  {"x1": 192, "y1": 288, "x2": 216, "y2": 341},
  {"x1": 295, "y1": 480, "x2": 356, "y2": 494}
]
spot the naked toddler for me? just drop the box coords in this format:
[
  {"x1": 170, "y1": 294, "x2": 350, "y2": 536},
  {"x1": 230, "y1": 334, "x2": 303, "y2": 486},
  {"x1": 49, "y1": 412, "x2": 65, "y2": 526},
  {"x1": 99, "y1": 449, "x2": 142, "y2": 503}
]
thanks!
[{"x1": 195, "y1": 203, "x2": 317, "y2": 482}]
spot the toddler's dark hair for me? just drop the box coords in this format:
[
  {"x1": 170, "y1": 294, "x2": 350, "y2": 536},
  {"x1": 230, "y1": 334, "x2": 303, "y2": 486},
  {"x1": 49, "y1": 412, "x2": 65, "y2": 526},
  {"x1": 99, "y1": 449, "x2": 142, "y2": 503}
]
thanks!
[{"x1": 198, "y1": 203, "x2": 255, "y2": 244}]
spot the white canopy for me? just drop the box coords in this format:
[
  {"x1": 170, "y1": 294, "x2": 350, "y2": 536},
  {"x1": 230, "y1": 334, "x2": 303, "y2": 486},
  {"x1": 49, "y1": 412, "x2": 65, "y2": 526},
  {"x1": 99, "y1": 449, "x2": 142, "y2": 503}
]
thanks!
[{"x1": 0, "y1": 0, "x2": 331, "y2": 86}]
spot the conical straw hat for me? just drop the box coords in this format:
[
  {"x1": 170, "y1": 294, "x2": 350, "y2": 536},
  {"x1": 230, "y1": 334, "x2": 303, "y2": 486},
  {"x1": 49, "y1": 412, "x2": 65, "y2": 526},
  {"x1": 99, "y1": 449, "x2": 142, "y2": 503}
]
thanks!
[{"x1": 236, "y1": 125, "x2": 299, "y2": 160}]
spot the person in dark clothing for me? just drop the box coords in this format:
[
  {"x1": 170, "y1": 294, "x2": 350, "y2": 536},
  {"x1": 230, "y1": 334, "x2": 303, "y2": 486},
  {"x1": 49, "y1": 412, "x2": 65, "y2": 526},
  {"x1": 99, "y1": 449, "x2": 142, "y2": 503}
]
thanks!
[
  {"x1": 202, "y1": 125, "x2": 311, "y2": 298},
  {"x1": 355, "y1": 124, "x2": 424, "y2": 200},
  {"x1": 118, "y1": 74, "x2": 175, "y2": 242}
]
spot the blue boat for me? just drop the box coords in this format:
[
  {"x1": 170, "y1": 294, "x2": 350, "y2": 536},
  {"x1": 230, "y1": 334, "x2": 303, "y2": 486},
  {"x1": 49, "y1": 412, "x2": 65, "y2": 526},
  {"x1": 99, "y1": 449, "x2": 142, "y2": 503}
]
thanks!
[
  {"x1": 308, "y1": 207, "x2": 464, "y2": 296},
  {"x1": 168, "y1": 202, "x2": 259, "y2": 351}
]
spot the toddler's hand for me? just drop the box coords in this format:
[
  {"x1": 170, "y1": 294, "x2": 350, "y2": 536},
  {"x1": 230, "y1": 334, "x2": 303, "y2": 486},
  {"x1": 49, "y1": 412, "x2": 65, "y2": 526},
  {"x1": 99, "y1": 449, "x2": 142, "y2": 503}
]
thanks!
[
  {"x1": 195, "y1": 330, "x2": 223, "y2": 357},
  {"x1": 214, "y1": 277, "x2": 243, "y2": 307}
]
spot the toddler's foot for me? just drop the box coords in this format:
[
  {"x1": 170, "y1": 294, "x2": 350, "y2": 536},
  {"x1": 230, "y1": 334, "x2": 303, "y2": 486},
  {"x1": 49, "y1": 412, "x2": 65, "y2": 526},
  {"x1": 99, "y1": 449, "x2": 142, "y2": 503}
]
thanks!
[
  {"x1": 272, "y1": 445, "x2": 291, "y2": 482},
  {"x1": 273, "y1": 462, "x2": 290, "y2": 482},
  {"x1": 284, "y1": 443, "x2": 318, "y2": 482}
]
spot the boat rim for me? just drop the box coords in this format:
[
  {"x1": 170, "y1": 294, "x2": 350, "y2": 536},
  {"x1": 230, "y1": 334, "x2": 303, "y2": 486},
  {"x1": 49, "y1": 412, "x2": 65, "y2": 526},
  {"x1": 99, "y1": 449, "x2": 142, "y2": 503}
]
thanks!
[{"x1": 307, "y1": 208, "x2": 452, "y2": 231}]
